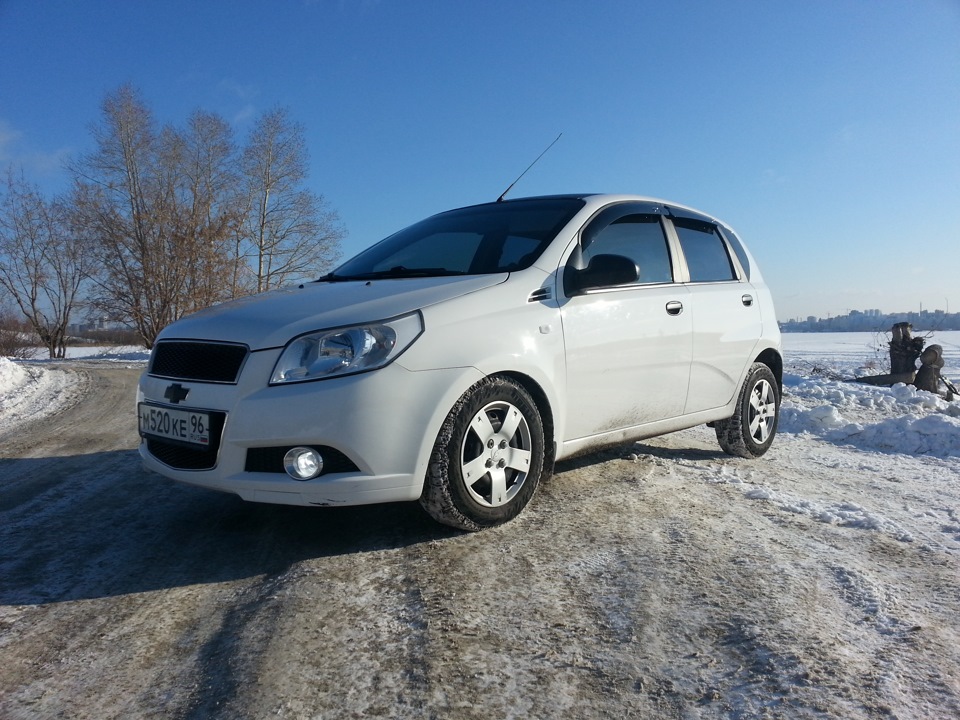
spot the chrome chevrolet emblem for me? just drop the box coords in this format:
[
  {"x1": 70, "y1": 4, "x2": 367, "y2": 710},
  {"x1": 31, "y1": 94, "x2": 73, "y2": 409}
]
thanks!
[{"x1": 163, "y1": 383, "x2": 190, "y2": 404}]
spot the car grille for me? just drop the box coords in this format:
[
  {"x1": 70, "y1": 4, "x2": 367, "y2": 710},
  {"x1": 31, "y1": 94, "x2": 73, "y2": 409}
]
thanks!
[
  {"x1": 149, "y1": 341, "x2": 249, "y2": 383},
  {"x1": 245, "y1": 446, "x2": 360, "y2": 476},
  {"x1": 145, "y1": 411, "x2": 227, "y2": 470}
]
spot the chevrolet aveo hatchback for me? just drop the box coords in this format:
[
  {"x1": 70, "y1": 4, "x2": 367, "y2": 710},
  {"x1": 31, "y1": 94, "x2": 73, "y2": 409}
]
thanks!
[{"x1": 138, "y1": 194, "x2": 782, "y2": 530}]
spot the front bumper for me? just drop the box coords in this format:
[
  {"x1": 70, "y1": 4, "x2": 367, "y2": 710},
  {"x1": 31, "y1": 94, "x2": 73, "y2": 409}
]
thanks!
[{"x1": 138, "y1": 349, "x2": 483, "y2": 507}]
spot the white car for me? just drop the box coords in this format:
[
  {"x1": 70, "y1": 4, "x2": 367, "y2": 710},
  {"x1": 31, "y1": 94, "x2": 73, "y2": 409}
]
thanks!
[{"x1": 137, "y1": 194, "x2": 782, "y2": 530}]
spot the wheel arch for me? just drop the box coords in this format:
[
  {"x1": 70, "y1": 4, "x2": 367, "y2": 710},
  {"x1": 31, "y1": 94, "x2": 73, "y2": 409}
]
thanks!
[
  {"x1": 754, "y1": 347, "x2": 783, "y2": 394},
  {"x1": 493, "y1": 370, "x2": 557, "y2": 476}
]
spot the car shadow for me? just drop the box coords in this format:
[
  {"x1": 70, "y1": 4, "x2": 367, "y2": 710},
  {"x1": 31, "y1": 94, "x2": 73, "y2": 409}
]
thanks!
[
  {"x1": 0, "y1": 450, "x2": 457, "y2": 606},
  {"x1": 1, "y1": 439, "x2": 728, "y2": 606},
  {"x1": 553, "y1": 438, "x2": 727, "y2": 473}
]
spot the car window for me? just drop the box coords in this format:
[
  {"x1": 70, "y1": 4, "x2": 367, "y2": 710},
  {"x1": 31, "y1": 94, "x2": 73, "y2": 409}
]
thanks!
[
  {"x1": 370, "y1": 232, "x2": 481, "y2": 272},
  {"x1": 673, "y1": 218, "x2": 736, "y2": 282},
  {"x1": 332, "y1": 197, "x2": 585, "y2": 278},
  {"x1": 582, "y1": 214, "x2": 673, "y2": 284},
  {"x1": 497, "y1": 234, "x2": 542, "y2": 269},
  {"x1": 366, "y1": 231, "x2": 542, "y2": 275},
  {"x1": 718, "y1": 225, "x2": 751, "y2": 280}
]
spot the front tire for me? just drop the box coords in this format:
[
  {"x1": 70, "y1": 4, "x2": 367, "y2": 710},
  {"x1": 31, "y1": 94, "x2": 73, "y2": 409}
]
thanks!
[
  {"x1": 420, "y1": 376, "x2": 545, "y2": 531},
  {"x1": 715, "y1": 362, "x2": 779, "y2": 458}
]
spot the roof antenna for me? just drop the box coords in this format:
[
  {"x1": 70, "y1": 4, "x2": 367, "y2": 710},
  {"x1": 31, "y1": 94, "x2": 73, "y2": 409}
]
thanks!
[{"x1": 497, "y1": 132, "x2": 563, "y2": 203}]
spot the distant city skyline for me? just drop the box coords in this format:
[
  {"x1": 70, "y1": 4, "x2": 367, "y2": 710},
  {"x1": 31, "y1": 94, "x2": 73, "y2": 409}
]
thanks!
[
  {"x1": 782, "y1": 302, "x2": 954, "y2": 324},
  {"x1": 781, "y1": 306, "x2": 960, "y2": 333}
]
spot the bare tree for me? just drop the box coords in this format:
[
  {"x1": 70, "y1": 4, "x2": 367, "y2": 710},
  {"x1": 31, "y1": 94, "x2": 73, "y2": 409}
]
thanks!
[
  {"x1": 71, "y1": 85, "x2": 176, "y2": 347},
  {"x1": 238, "y1": 108, "x2": 343, "y2": 292},
  {"x1": 72, "y1": 86, "x2": 242, "y2": 347},
  {"x1": 52, "y1": 87, "x2": 345, "y2": 346},
  {"x1": 0, "y1": 170, "x2": 93, "y2": 358},
  {"x1": 0, "y1": 302, "x2": 36, "y2": 359},
  {"x1": 170, "y1": 110, "x2": 247, "y2": 307}
]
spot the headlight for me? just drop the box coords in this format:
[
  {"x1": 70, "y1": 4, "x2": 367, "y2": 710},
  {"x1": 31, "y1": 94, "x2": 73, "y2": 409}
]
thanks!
[{"x1": 270, "y1": 312, "x2": 423, "y2": 384}]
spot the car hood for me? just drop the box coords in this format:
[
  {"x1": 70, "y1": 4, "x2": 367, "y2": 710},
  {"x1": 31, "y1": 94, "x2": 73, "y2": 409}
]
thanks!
[{"x1": 157, "y1": 274, "x2": 507, "y2": 350}]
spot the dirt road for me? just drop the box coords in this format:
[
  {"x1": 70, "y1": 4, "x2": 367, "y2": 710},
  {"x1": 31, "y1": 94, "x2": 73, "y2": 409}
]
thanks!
[{"x1": 1, "y1": 364, "x2": 958, "y2": 718}]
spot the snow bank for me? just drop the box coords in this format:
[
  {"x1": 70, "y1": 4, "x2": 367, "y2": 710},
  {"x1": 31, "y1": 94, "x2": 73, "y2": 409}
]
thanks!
[
  {"x1": 780, "y1": 375, "x2": 960, "y2": 458},
  {"x1": 64, "y1": 345, "x2": 150, "y2": 361},
  {"x1": 828, "y1": 413, "x2": 960, "y2": 457},
  {"x1": 0, "y1": 350, "x2": 146, "y2": 437},
  {"x1": 0, "y1": 358, "x2": 75, "y2": 436},
  {"x1": 0, "y1": 357, "x2": 31, "y2": 399}
]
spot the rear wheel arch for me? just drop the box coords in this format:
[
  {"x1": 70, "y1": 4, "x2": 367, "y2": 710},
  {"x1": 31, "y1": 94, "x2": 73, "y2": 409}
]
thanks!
[
  {"x1": 755, "y1": 347, "x2": 783, "y2": 393},
  {"x1": 715, "y1": 362, "x2": 780, "y2": 458}
]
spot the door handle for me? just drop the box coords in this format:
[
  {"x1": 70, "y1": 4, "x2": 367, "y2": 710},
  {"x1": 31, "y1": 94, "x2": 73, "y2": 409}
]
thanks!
[
  {"x1": 665, "y1": 301, "x2": 683, "y2": 316},
  {"x1": 741, "y1": 294, "x2": 754, "y2": 307}
]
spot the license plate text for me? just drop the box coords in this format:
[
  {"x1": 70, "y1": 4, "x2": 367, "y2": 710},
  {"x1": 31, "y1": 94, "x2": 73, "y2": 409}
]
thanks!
[{"x1": 139, "y1": 404, "x2": 211, "y2": 446}]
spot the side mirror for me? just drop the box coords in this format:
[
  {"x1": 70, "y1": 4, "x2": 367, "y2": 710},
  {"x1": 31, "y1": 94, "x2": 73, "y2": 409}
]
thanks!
[{"x1": 566, "y1": 254, "x2": 639, "y2": 295}]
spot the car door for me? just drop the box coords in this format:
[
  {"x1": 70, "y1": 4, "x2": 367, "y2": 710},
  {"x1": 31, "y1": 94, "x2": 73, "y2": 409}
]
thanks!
[
  {"x1": 666, "y1": 213, "x2": 762, "y2": 414},
  {"x1": 559, "y1": 203, "x2": 692, "y2": 441}
]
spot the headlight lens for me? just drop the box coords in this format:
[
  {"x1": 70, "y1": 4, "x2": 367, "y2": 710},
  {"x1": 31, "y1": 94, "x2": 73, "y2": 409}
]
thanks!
[{"x1": 270, "y1": 312, "x2": 423, "y2": 384}]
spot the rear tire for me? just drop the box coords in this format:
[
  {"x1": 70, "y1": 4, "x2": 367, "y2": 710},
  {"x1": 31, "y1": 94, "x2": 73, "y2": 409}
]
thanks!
[
  {"x1": 420, "y1": 376, "x2": 545, "y2": 531},
  {"x1": 715, "y1": 363, "x2": 779, "y2": 458}
]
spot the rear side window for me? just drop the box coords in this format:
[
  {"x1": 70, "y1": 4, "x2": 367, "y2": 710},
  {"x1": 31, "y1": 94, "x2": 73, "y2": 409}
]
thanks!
[
  {"x1": 582, "y1": 214, "x2": 673, "y2": 284},
  {"x1": 673, "y1": 218, "x2": 736, "y2": 282},
  {"x1": 719, "y1": 226, "x2": 751, "y2": 280}
]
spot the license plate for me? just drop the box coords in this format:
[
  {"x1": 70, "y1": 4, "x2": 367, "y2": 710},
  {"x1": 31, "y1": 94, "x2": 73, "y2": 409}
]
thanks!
[{"x1": 138, "y1": 404, "x2": 211, "y2": 446}]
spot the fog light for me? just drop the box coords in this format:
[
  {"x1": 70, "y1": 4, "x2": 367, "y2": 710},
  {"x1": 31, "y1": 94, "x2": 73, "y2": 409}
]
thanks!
[{"x1": 283, "y1": 447, "x2": 324, "y2": 480}]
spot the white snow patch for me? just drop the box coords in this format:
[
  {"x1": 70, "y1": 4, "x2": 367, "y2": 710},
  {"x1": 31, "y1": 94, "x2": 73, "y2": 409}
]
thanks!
[
  {"x1": 0, "y1": 348, "x2": 148, "y2": 437},
  {"x1": 743, "y1": 482, "x2": 916, "y2": 542},
  {"x1": 0, "y1": 358, "x2": 74, "y2": 436},
  {"x1": 777, "y1": 332, "x2": 960, "y2": 460},
  {"x1": 0, "y1": 356, "x2": 30, "y2": 393}
]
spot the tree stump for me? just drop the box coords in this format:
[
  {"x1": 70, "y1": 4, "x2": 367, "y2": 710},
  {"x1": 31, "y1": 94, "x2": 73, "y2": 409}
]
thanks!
[
  {"x1": 856, "y1": 324, "x2": 954, "y2": 399},
  {"x1": 855, "y1": 372, "x2": 916, "y2": 387},
  {"x1": 914, "y1": 344, "x2": 944, "y2": 394},
  {"x1": 889, "y1": 322, "x2": 925, "y2": 375}
]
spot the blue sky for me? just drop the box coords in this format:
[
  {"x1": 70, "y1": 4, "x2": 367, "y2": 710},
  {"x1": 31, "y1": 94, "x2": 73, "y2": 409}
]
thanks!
[{"x1": 2, "y1": 0, "x2": 958, "y2": 322}]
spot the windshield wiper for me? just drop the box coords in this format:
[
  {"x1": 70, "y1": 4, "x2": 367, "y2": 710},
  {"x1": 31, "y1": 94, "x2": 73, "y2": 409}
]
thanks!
[{"x1": 319, "y1": 266, "x2": 467, "y2": 281}]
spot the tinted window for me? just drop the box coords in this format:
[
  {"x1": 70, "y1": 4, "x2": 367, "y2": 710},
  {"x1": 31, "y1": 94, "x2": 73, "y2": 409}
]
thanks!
[
  {"x1": 369, "y1": 232, "x2": 480, "y2": 272},
  {"x1": 497, "y1": 234, "x2": 543, "y2": 268},
  {"x1": 583, "y1": 214, "x2": 672, "y2": 284},
  {"x1": 673, "y1": 218, "x2": 736, "y2": 282},
  {"x1": 333, "y1": 197, "x2": 585, "y2": 278},
  {"x1": 719, "y1": 225, "x2": 751, "y2": 279}
]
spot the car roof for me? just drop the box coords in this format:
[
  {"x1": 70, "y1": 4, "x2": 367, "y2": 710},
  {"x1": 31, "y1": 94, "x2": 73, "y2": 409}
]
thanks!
[{"x1": 452, "y1": 193, "x2": 724, "y2": 226}]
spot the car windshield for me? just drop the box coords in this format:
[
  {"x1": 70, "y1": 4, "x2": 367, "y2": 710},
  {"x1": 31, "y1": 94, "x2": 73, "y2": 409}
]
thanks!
[{"x1": 327, "y1": 197, "x2": 585, "y2": 280}]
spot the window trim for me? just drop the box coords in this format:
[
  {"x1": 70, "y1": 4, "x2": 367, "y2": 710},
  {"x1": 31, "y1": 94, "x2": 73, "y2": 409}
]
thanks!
[
  {"x1": 663, "y1": 216, "x2": 745, "y2": 285},
  {"x1": 561, "y1": 201, "x2": 682, "y2": 296},
  {"x1": 716, "y1": 225, "x2": 751, "y2": 281}
]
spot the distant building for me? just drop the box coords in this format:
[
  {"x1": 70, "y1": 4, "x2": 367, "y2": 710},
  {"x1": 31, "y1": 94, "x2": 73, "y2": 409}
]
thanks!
[{"x1": 780, "y1": 309, "x2": 960, "y2": 333}]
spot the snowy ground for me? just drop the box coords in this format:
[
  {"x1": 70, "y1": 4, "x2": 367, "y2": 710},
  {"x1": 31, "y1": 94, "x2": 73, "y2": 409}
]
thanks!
[
  {"x1": 1, "y1": 333, "x2": 959, "y2": 718},
  {"x1": 0, "y1": 346, "x2": 147, "y2": 437},
  {"x1": 781, "y1": 332, "x2": 960, "y2": 460}
]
